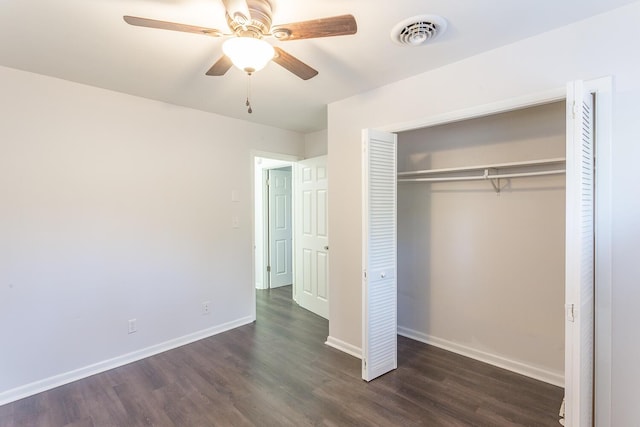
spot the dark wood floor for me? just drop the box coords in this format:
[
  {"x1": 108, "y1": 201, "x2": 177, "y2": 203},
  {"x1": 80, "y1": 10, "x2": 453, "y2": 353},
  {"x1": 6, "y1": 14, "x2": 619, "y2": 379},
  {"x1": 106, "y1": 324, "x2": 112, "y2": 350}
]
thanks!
[{"x1": 0, "y1": 286, "x2": 563, "y2": 426}]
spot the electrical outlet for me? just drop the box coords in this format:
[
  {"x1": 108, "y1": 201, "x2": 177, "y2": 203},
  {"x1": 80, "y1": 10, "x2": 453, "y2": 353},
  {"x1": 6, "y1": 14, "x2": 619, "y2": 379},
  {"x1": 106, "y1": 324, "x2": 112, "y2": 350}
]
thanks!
[
  {"x1": 128, "y1": 318, "x2": 137, "y2": 334},
  {"x1": 202, "y1": 301, "x2": 211, "y2": 315}
]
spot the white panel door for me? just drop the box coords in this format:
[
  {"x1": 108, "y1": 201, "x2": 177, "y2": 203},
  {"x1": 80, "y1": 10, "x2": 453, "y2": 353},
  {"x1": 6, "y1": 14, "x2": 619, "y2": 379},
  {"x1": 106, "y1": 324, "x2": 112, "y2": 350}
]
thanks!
[
  {"x1": 362, "y1": 129, "x2": 397, "y2": 382},
  {"x1": 295, "y1": 156, "x2": 329, "y2": 319},
  {"x1": 565, "y1": 80, "x2": 595, "y2": 427},
  {"x1": 268, "y1": 168, "x2": 292, "y2": 288}
]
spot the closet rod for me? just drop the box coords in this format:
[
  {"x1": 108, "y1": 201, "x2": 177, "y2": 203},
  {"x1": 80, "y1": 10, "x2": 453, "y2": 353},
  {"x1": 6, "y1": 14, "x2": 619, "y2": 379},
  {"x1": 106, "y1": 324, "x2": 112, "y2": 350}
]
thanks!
[
  {"x1": 398, "y1": 169, "x2": 565, "y2": 183},
  {"x1": 397, "y1": 157, "x2": 566, "y2": 177}
]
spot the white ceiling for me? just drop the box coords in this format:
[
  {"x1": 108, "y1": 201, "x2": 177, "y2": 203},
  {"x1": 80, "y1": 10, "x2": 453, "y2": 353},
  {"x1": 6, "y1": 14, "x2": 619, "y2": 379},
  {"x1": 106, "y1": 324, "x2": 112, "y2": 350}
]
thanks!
[{"x1": 0, "y1": 0, "x2": 634, "y2": 133}]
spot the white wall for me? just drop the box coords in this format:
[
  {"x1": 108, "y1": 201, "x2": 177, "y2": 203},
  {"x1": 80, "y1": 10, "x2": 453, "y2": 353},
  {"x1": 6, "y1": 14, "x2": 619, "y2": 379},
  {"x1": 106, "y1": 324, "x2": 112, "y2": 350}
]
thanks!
[
  {"x1": 397, "y1": 102, "x2": 565, "y2": 385},
  {"x1": 0, "y1": 66, "x2": 304, "y2": 402},
  {"x1": 304, "y1": 129, "x2": 328, "y2": 158},
  {"x1": 254, "y1": 160, "x2": 267, "y2": 290},
  {"x1": 328, "y1": 2, "x2": 640, "y2": 425}
]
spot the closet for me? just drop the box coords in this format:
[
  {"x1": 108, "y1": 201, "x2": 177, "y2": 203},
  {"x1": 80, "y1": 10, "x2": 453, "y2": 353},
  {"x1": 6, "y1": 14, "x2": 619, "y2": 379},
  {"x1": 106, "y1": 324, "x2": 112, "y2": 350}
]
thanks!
[{"x1": 395, "y1": 101, "x2": 566, "y2": 386}]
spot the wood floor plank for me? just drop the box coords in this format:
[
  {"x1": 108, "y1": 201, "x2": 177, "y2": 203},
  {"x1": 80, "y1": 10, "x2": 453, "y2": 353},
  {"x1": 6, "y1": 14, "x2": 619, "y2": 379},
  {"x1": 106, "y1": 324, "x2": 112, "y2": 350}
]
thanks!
[
  {"x1": 61, "y1": 419, "x2": 94, "y2": 427},
  {"x1": 0, "y1": 285, "x2": 564, "y2": 426}
]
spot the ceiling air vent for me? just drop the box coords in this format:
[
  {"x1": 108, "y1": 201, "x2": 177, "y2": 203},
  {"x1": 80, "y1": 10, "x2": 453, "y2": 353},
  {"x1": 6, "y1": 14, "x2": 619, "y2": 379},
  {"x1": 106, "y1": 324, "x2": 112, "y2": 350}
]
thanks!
[{"x1": 391, "y1": 15, "x2": 447, "y2": 46}]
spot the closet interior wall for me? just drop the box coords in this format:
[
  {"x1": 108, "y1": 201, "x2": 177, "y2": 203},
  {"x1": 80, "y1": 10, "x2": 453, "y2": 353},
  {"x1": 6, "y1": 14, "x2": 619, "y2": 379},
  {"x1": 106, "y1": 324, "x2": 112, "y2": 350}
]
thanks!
[{"x1": 397, "y1": 101, "x2": 566, "y2": 384}]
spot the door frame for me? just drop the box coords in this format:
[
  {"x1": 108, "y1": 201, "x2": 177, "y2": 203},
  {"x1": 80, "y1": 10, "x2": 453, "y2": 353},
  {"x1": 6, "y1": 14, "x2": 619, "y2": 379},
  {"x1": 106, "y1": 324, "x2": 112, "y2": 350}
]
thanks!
[
  {"x1": 374, "y1": 77, "x2": 612, "y2": 425},
  {"x1": 251, "y1": 151, "x2": 300, "y2": 320}
]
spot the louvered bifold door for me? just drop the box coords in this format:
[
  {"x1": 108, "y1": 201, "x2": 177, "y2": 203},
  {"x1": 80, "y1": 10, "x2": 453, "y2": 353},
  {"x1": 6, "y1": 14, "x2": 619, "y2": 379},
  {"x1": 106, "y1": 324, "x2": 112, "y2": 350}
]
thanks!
[
  {"x1": 362, "y1": 129, "x2": 397, "y2": 382},
  {"x1": 565, "y1": 80, "x2": 595, "y2": 427}
]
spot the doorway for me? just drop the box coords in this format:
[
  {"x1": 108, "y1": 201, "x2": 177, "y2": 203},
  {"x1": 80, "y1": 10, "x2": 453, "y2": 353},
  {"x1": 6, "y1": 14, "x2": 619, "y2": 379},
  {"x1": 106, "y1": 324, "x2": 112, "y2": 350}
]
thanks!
[
  {"x1": 267, "y1": 166, "x2": 293, "y2": 289},
  {"x1": 254, "y1": 157, "x2": 294, "y2": 291},
  {"x1": 252, "y1": 153, "x2": 330, "y2": 320}
]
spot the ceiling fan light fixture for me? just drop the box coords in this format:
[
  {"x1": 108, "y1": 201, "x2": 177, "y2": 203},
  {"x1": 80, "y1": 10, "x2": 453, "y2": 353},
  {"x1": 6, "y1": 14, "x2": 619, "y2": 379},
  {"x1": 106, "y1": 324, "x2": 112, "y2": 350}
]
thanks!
[{"x1": 222, "y1": 37, "x2": 275, "y2": 74}]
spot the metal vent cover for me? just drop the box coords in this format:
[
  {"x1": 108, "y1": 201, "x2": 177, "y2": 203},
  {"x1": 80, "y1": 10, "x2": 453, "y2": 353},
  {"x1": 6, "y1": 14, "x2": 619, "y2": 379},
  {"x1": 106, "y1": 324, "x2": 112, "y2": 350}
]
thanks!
[{"x1": 391, "y1": 15, "x2": 447, "y2": 46}]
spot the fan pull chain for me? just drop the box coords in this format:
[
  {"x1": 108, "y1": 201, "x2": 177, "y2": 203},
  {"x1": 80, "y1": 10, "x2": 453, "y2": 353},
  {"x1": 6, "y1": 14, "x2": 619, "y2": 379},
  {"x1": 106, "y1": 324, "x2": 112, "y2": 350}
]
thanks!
[{"x1": 245, "y1": 73, "x2": 253, "y2": 114}]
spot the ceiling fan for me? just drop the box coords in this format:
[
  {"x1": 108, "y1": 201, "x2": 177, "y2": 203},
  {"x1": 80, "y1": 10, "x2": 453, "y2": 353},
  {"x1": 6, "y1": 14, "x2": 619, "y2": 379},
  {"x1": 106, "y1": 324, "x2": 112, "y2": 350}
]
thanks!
[{"x1": 123, "y1": 0, "x2": 358, "y2": 80}]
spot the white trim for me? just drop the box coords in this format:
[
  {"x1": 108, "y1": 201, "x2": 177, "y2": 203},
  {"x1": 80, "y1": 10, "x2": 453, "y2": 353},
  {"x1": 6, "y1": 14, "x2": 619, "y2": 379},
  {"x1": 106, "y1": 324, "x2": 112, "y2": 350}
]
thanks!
[
  {"x1": 398, "y1": 326, "x2": 564, "y2": 387},
  {"x1": 0, "y1": 316, "x2": 254, "y2": 406},
  {"x1": 260, "y1": 168, "x2": 270, "y2": 290},
  {"x1": 249, "y1": 150, "x2": 300, "y2": 164},
  {"x1": 587, "y1": 76, "x2": 613, "y2": 427},
  {"x1": 325, "y1": 336, "x2": 362, "y2": 359},
  {"x1": 379, "y1": 87, "x2": 565, "y2": 133}
]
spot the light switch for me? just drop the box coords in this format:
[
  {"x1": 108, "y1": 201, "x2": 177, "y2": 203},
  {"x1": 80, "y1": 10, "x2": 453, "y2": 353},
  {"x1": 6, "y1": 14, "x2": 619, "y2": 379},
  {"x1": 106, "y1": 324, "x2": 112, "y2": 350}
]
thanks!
[
  {"x1": 231, "y1": 190, "x2": 240, "y2": 202},
  {"x1": 232, "y1": 216, "x2": 240, "y2": 228}
]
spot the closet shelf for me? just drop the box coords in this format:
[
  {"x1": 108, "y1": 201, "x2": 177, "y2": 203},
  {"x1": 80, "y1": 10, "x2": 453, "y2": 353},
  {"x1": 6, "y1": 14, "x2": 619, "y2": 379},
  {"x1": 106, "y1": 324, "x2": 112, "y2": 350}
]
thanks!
[
  {"x1": 397, "y1": 157, "x2": 566, "y2": 177},
  {"x1": 397, "y1": 157, "x2": 566, "y2": 193}
]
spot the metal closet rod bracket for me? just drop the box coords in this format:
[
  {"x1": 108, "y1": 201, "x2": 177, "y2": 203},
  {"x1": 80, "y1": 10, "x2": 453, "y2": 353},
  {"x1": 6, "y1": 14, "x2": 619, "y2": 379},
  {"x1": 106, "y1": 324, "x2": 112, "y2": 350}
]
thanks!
[{"x1": 484, "y1": 168, "x2": 503, "y2": 194}]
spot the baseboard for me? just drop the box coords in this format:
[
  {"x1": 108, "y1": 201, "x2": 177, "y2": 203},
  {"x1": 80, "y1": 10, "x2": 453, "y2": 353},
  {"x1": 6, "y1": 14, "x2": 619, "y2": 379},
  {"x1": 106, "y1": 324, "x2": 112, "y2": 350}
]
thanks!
[
  {"x1": 0, "y1": 316, "x2": 254, "y2": 406},
  {"x1": 397, "y1": 326, "x2": 564, "y2": 387},
  {"x1": 325, "y1": 336, "x2": 362, "y2": 359}
]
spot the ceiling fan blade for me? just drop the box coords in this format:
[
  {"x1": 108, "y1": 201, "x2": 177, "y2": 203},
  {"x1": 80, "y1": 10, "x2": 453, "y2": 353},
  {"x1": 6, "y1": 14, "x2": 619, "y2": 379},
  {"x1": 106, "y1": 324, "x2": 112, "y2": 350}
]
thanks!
[
  {"x1": 272, "y1": 47, "x2": 318, "y2": 80},
  {"x1": 123, "y1": 16, "x2": 224, "y2": 37},
  {"x1": 221, "y1": 0, "x2": 251, "y2": 24},
  {"x1": 271, "y1": 14, "x2": 357, "y2": 41},
  {"x1": 206, "y1": 55, "x2": 234, "y2": 76}
]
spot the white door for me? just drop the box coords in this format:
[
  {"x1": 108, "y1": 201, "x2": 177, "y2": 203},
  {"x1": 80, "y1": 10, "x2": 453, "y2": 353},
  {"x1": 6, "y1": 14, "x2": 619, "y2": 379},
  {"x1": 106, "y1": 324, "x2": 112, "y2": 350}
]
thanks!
[
  {"x1": 268, "y1": 167, "x2": 293, "y2": 288},
  {"x1": 295, "y1": 156, "x2": 329, "y2": 319},
  {"x1": 564, "y1": 80, "x2": 595, "y2": 427},
  {"x1": 362, "y1": 129, "x2": 397, "y2": 381}
]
